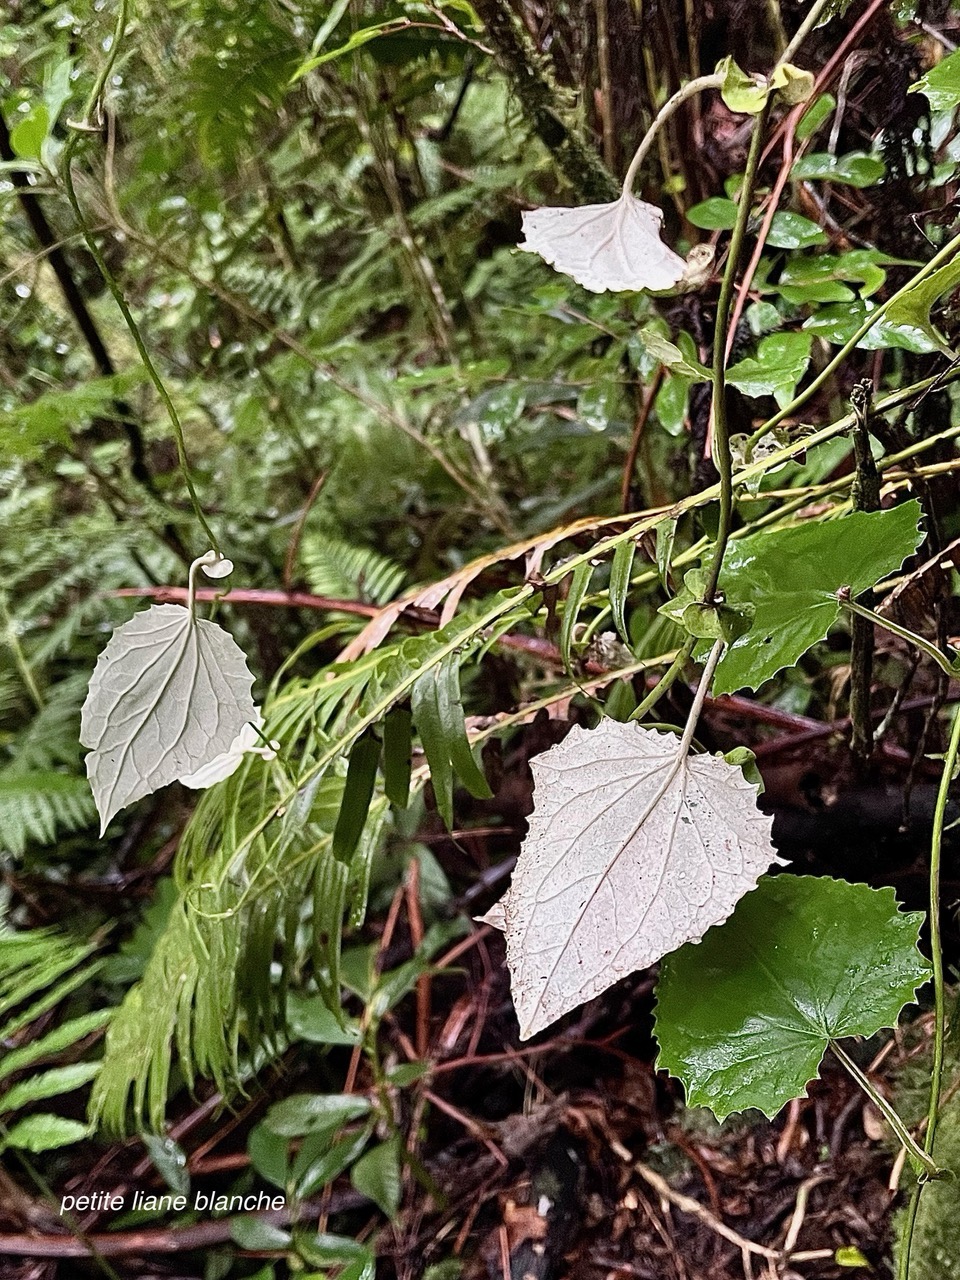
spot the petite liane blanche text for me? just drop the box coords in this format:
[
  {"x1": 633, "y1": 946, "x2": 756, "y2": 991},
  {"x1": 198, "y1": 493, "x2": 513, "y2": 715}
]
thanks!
[{"x1": 60, "y1": 1190, "x2": 287, "y2": 1214}]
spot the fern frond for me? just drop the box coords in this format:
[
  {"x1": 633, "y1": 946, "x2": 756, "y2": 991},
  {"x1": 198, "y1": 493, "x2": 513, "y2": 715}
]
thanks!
[
  {"x1": 299, "y1": 534, "x2": 406, "y2": 606},
  {"x1": 0, "y1": 772, "x2": 96, "y2": 857}
]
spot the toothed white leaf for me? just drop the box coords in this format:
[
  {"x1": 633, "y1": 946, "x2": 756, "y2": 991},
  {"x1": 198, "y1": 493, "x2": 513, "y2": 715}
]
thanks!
[
  {"x1": 488, "y1": 720, "x2": 783, "y2": 1039},
  {"x1": 80, "y1": 604, "x2": 256, "y2": 832},
  {"x1": 520, "y1": 193, "x2": 686, "y2": 294}
]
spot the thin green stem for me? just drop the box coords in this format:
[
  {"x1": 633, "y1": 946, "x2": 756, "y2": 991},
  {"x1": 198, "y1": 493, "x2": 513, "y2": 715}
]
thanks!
[
  {"x1": 678, "y1": 639, "x2": 724, "y2": 756},
  {"x1": 777, "y1": 0, "x2": 835, "y2": 68},
  {"x1": 831, "y1": 1042, "x2": 940, "y2": 1179},
  {"x1": 60, "y1": 0, "x2": 220, "y2": 554},
  {"x1": 898, "y1": 702, "x2": 960, "y2": 1279},
  {"x1": 628, "y1": 637, "x2": 696, "y2": 723},
  {"x1": 840, "y1": 599, "x2": 958, "y2": 681},
  {"x1": 0, "y1": 595, "x2": 44, "y2": 710},
  {"x1": 703, "y1": 103, "x2": 770, "y2": 603}
]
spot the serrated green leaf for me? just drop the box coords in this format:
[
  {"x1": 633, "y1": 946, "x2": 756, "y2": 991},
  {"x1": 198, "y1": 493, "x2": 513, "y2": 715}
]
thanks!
[
  {"x1": 655, "y1": 876, "x2": 930, "y2": 1120},
  {"x1": 884, "y1": 253, "x2": 960, "y2": 356},
  {"x1": 911, "y1": 50, "x2": 960, "y2": 112},
  {"x1": 712, "y1": 502, "x2": 924, "y2": 694},
  {"x1": 2, "y1": 1113, "x2": 90, "y2": 1152},
  {"x1": 351, "y1": 1134, "x2": 402, "y2": 1217},
  {"x1": 726, "y1": 332, "x2": 812, "y2": 407},
  {"x1": 332, "y1": 732, "x2": 380, "y2": 862}
]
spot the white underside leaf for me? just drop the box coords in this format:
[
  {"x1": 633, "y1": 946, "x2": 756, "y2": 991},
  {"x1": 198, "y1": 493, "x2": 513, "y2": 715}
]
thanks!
[
  {"x1": 80, "y1": 604, "x2": 257, "y2": 832},
  {"x1": 482, "y1": 721, "x2": 783, "y2": 1039},
  {"x1": 520, "y1": 193, "x2": 686, "y2": 294}
]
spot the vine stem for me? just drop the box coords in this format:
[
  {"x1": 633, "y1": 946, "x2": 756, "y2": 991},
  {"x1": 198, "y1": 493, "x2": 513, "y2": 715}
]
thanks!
[
  {"x1": 897, "y1": 701, "x2": 960, "y2": 1279},
  {"x1": 703, "y1": 102, "x2": 770, "y2": 604},
  {"x1": 839, "y1": 598, "x2": 958, "y2": 681},
  {"x1": 678, "y1": 638, "x2": 724, "y2": 756},
  {"x1": 622, "y1": 74, "x2": 725, "y2": 194},
  {"x1": 60, "y1": 0, "x2": 220, "y2": 554},
  {"x1": 778, "y1": 0, "x2": 833, "y2": 67},
  {"x1": 831, "y1": 1043, "x2": 940, "y2": 1180}
]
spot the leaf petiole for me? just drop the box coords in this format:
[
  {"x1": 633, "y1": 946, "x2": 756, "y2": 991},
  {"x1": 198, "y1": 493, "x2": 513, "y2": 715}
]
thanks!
[
  {"x1": 831, "y1": 1041, "x2": 942, "y2": 1180},
  {"x1": 839, "y1": 596, "x2": 959, "y2": 680}
]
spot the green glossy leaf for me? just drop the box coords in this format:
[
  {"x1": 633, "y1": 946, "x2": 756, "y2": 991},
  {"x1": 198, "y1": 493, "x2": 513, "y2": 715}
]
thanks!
[
  {"x1": 791, "y1": 151, "x2": 886, "y2": 187},
  {"x1": 248, "y1": 1122, "x2": 289, "y2": 1190},
  {"x1": 726, "y1": 332, "x2": 812, "y2": 407},
  {"x1": 230, "y1": 1217, "x2": 292, "y2": 1251},
  {"x1": 264, "y1": 1092, "x2": 372, "y2": 1138},
  {"x1": 412, "y1": 655, "x2": 491, "y2": 828},
  {"x1": 687, "y1": 197, "x2": 738, "y2": 230},
  {"x1": 610, "y1": 541, "x2": 636, "y2": 642},
  {"x1": 803, "y1": 302, "x2": 937, "y2": 353},
  {"x1": 884, "y1": 253, "x2": 960, "y2": 356},
  {"x1": 286, "y1": 993, "x2": 362, "y2": 1045},
  {"x1": 637, "y1": 328, "x2": 710, "y2": 379},
  {"x1": 296, "y1": 1233, "x2": 374, "y2": 1269},
  {"x1": 655, "y1": 876, "x2": 930, "y2": 1120},
  {"x1": 577, "y1": 380, "x2": 619, "y2": 431},
  {"x1": 712, "y1": 501, "x2": 924, "y2": 694},
  {"x1": 382, "y1": 706, "x2": 412, "y2": 809},
  {"x1": 294, "y1": 1126, "x2": 372, "y2": 1198},
  {"x1": 351, "y1": 1134, "x2": 402, "y2": 1217},
  {"x1": 796, "y1": 92, "x2": 835, "y2": 140},
  {"x1": 332, "y1": 731, "x2": 380, "y2": 862},
  {"x1": 2, "y1": 1113, "x2": 89, "y2": 1152},
  {"x1": 655, "y1": 374, "x2": 689, "y2": 436},
  {"x1": 9, "y1": 103, "x2": 49, "y2": 161},
  {"x1": 142, "y1": 1133, "x2": 190, "y2": 1196},
  {"x1": 766, "y1": 212, "x2": 828, "y2": 250},
  {"x1": 717, "y1": 56, "x2": 769, "y2": 114},
  {"x1": 911, "y1": 50, "x2": 960, "y2": 112},
  {"x1": 777, "y1": 280, "x2": 855, "y2": 305}
]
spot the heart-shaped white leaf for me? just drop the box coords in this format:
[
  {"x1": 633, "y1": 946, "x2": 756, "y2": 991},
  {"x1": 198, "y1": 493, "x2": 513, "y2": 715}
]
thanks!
[
  {"x1": 80, "y1": 604, "x2": 257, "y2": 832},
  {"x1": 520, "y1": 193, "x2": 686, "y2": 294},
  {"x1": 483, "y1": 720, "x2": 783, "y2": 1039}
]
